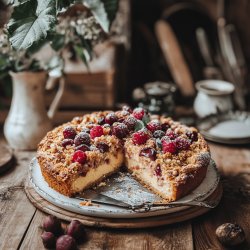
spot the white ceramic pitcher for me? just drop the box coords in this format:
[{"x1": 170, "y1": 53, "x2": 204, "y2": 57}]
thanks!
[
  {"x1": 4, "y1": 71, "x2": 65, "y2": 150},
  {"x1": 194, "y1": 80, "x2": 235, "y2": 118}
]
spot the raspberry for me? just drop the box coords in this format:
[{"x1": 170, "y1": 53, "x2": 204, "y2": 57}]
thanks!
[
  {"x1": 166, "y1": 129, "x2": 178, "y2": 140},
  {"x1": 61, "y1": 139, "x2": 74, "y2": 147},
  {"x1": 122, "y1": 105, "x2": 132, "y2": 113},
  {"x1": 186, "y1": 130, "x2": 198, "y2": 142},
  {"x1": 74, "y1": 132, "x2": 90, "y2": 146},
  {"x1": 132, "y1": 129, "x2": 149, "y2": 145},
  {"x1": 132, "y1": 107, "x2": 145, "y2": 120},
  {"x1": 72, "y1": 150, "x2": 87, "y2": 164},
  {"x1": 96, "y1": 142, "x2": 109, "y2": 153},
  {"x1": 162, "y1": 139, "x2": 177, "y2": 154},
  {"x1": 112, "y1": 122, "x2": 129, "y2": 139},
  {"x1": 139, "y1": 147, "x2": 157, "y2": 161},
  {"x1": 175, "y1": 137, "x2": 191, "y2": 151},
  {"x1": 155, "y1": 165, "x2": 162, "y2": 177},
  {"x1": 105, "y1": 113, "x2": 118, "y2": 125},
  {"x1": 153, "y1": 130, "x2": 165, "y2": 139},
  {"x1": 63, "y1": 126, "x2": 76, "y2": 139},
  {"x1": 75, "y1": 144, "x2": 90, "y2": 152},
  {"x1": 146, "y1": 120, "x2": 162, "y2": 132},
  {"x1": 123, "y1": 116, "x2": 137, "y2": 130},
  {"x1": 90, "y1": 125, "x2": 104, "y2": 139}
]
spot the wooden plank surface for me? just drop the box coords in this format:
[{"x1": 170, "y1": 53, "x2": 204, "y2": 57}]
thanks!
[{"x1": 0, "y1": 134, "x2": 250, "y2": 249}]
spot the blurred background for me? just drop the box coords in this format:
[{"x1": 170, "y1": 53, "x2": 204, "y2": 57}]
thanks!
[{"x1": 1, "y1": 0, "x2": 250, "y2": 124}]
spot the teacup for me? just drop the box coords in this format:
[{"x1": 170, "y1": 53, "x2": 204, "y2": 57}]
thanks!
[{"x1": 194, "y1": 80, "x2": 235, "y2": 118}]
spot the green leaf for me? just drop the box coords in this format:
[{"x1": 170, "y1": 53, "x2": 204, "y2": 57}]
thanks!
[
  {"x1": 73, "y1": 44, "x2": 89, "y2": 69},
  {"x1": 80, "y1": 0, "x2": 118, "y2": 33},
  {"x1": 50, "y1": 34, "x2": 65, "y2": 51},
  {"x1": 8, "y1": 0, "x2": 56, "y2": 50},
  {"x1": 134, "y1": 120, "x2": 145, "y2": 132},
  {"x1": 0, "y1": 55, "x2": 9, "y2": 69},
  {"x1": 142, "y1": 114, "x2": 150, "y2": 125},
  {"x1": 79, "y1": 37, "x2": 93, "y2": 60},
  {"x1": 101, "y1": 0, "x2": 118, "y2": 24},
  {"x1": 56, "y1": 0, "x2": 75, "y2": 13}
]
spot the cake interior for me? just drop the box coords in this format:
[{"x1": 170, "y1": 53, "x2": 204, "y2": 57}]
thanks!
[
  {"x1": 125, "y1": 157, "x2": 174, "y2": 201},
  {"x1": 71, "y1": 153, "x2": 124, "y2": 193}
]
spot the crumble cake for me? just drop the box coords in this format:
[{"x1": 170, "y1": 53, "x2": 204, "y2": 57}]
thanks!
[{"x1": 37, "y1": 106, "x2": 210, "y2": 201}]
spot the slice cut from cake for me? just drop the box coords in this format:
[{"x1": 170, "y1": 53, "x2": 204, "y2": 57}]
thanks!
[{"x1": 37, "y1": 117, "x2": 124, "y2": 197}]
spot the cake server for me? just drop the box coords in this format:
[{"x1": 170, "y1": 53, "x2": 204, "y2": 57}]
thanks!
[
  {"x1": 75, "y1": 190, "x2": 219, "y2": 211},
  {"x1": 75, "y1": 190, "x2": 134, "y2": 209}
]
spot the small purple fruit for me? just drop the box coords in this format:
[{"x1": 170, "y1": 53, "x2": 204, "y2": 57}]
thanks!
[
  {"x1": 66, "y1": 220, "x2": 87, "y2": 242},
  {"x1": 41, "y1": 231, "x2": 56, "y2": 249},
  {"x1": 43, "y1": 215, "x2": 62, "y2": 236},
  {"x1": 105, "y1": 113, "x2": 118, "y2": 125},
  {"x1": 74, "y1": 132, "x2": 90, "y2": 146},
  {"x1": 56, "y1": 235, "x2": 77, "y2": 250},
  {"x1": 96, "y1": 142, "x2": 109, "y2": 153}
]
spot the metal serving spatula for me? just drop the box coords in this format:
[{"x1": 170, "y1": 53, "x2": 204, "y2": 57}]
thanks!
[{"x1": 75, "y1": 190, "x2": 219, "y2": 212}]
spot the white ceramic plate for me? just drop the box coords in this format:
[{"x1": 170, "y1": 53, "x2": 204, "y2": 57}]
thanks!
[
  {"x1": 29, "y1": 158, "x2": 220, "y2": 219},
  {"x1": 198, "y1": 111, "x2": 250, "y2": 144}
]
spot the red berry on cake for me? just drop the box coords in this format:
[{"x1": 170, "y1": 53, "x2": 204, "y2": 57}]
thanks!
[
  {"x1": 139, "y1": 147, "x2": 157, "y2": 161},
  {"x1": 105, "y1": 113, "x2": 118, "y2": 125},
  {"x1": 112, "y1": 122, "x2": 129, "y2": 139},
  {"x1": 62, "y1": 139, "x2": 74, "y2": 147},
  {"x1": 63, "y1": 126, "x2": 77, "y2": 139},
  {"x1": 166, "y1": 129, "x2": 178, "y2": 140},
  {"x1": 155, "y1": 165, "x2": 162, "y2": 177},
  {"x1": 74, "y1": 132, "x2": 90, "y2": 146},
  {"x1": 90, "y1": 125, "x2": 104, "y2": 139},
  {"x1": 72, "y1": 150, "x2": 87, "y2": 164},
  {"x1": 146, "y1": 120, "x2": 162, "y2": 132},
  {"x1": 132, "y1": 129, "x2": 149, "y2": 145},
  {"x1": 162, "y1": 139, "x2": 177, "y2": 154},
  {"x1": 132, "y1": 107, "x2": 145, "y2": 120},
  {"x1": 123, "y1": 116, "x2": 137, "y2": 130},
  {"x1": 175, "y1": 137, "x2": 191, "y2": 151}
]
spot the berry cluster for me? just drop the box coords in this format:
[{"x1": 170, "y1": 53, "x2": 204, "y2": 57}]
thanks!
[
  {"x1": 62, "y1": 107, "x2": 198, "y2": 165},
  {"x1": 62, "y1": 125, "x2": 109, "y2": 165},
  {"x1": 161, "y1": 132, "x2": 192, "y2": 154},
  {"x1": 41, "y1": 215, "x2": 86, "y2": 250}
]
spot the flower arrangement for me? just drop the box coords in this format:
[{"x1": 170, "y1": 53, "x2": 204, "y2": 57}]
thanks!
[{"x1": 0, "y1": 0, "x2": 118, "y2": 75}]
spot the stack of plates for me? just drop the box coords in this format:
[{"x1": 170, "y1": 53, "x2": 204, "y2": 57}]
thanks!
[{"x1": 197, "y1": 111, "x2": 250, "y2": 145}]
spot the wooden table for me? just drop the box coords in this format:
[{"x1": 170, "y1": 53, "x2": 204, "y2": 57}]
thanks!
[{"x1": 0, "y1": 134, "x2": 250, "y2": 250}]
